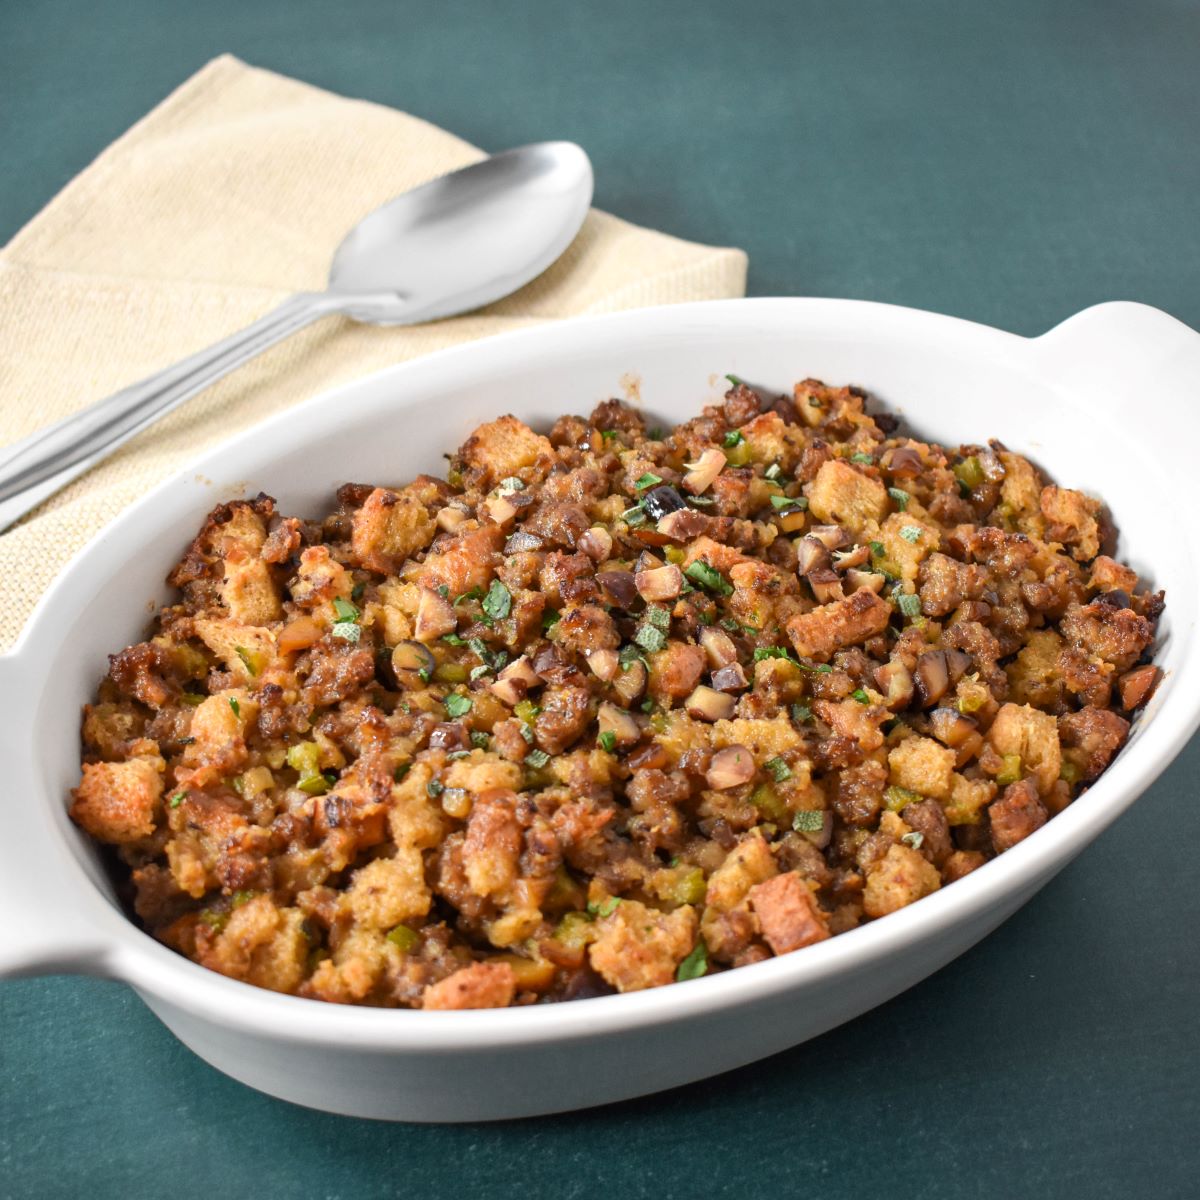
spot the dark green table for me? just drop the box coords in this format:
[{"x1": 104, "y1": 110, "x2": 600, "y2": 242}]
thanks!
[{"x1": 2, "y1": 2, "x2": 1197, "y2": 1196}]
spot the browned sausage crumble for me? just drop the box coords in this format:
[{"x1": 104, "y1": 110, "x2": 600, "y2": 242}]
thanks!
[{"x1": 69, "y1": 379, "x2": 1164, "y2": 1007}]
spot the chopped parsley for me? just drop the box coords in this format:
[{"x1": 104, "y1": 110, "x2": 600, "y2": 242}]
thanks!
[
  {"x1": 437, "y1": 584, "x2": 450, "y2": 599},
  {"x1": 633, "y1": 472, "x2": 663, "y2": 490},
  {"x1": 897, "y1": 592, "x2": 922, "y2": 618},
  {"x1": 228, "y1": 698, "x2": 240, "y2": 717},
  {"x1": 792, "y1": 810, "x2": 826, "y2": 833},
  {"x1": 525, "y1": 749, "x2": 551, "y2": 769},
  {"x1": 168, "y1": 791, "x2": 186, "y2": 809},
  {"x1": 770, "y1": 493, "x2": 805, "y2": 511},
  {"x1": 851, "y1": 688, "x2": 871, "y2": 704},
  {"x1": 898, "y1": 524, "x2": 922, "y2": 544},
  {"x1": 764, "y1": 756, "x2": 792, "y2": 782},
  {"x1": 442, "y1": 632, "x2": 467, "y2": 646},
  {"x1": 753, "y1": 646, "x2": 796, "y2": 663},
  {"x1": 444, "y1": 693, "x2": 472, "y2": 718},
  {"x1": 799, "y1": 661, "x2": 833, "y2": 674},
  {"x1": 469, "y1": 730, "x2": 491, "y2": 750},
  {"x1": 454, "y1": 586, "x2": 484, "y2": 606},
  {"x1": 598, "y1": 730, "x2": 617, "y2": 753},
  {"x1": 600, "y1": 429, "x2": 619, "y2": 441},
  {"x1": 684, "y1": 560, "x2": 733, "y2": 596},
  {"x1": 542, "y1": 608, "x2": 561, "y2": 631},
  {"x1": 850, "y1": 452, "x2": 874, "y2": 465},
  {"x1": 887, "y1": 486, "x2": 910, "y2": 511},
  {"x1": 482, "y1": 578, "x2": 512, "y2": 621},
  {"x1": 676, "y1": 939, "x2": 709, "y2": 981},
  {"x1": 723, "y1": 429, "x2": 745, "y2": 448}
]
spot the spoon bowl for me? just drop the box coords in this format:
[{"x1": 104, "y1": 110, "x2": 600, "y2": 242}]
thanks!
[{"x1": 329, "y1": 142, "x2": 593, "y2": 323}]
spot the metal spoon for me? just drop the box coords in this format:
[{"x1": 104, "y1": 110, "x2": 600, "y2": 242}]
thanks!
[{"x1": 0, "y1": 141, "x2": 594, "y2": 530}]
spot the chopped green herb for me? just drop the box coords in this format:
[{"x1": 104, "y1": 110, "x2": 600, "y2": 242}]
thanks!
[
  {"x1": 351, "y1": 581, "x2": 366, "y2": 603},
  {"x1": 764, "y1": 756, "x2": 792, "y2": 782},
  {"x1": 600, "y1": 429, "x2": 619, "y2": 441},
  {"x1": 791, "y1": 703, "x2": 812, "y2": 723},
  {"x1": 228, "y1": 698, "x2": 240, "y2": 717},
  {"x1": 898, "y1": 524, "x2": 922, "y2": 544},
  {"x1": 525, "y1": 748, "x2": 551, "y2": 769},
  {"x1": 645, "y1": 604, "x2": 672, "y2": 631},
  {"x1": 168, "y1": 791, "x2": 186, "y2": 809},
  {"x1": 647, "y1": 427, "x2": 664, "y2": 440},
  {"x1": 469, "y1": 731, "x2": 491, "y2": 751},
  {"x1": 770, "y1": 493, "x2": 801, "y2": 511},
  {"x1": 234, "y1": 646, "x2": 258, "y2": 676},
  {"x1": 792, "y1": 810, "x2": 826, "y2": 833},
  {"x1": 676, "y1": 939, "x2": 709, "y2": 981},
  {"x1": 634, "y1": 624, "x2": 668, "y2": 654},
  {"x1": 634, "y1": 472, "x2": 663, "y2": 490},
  {"x1": 753, "y1": 646, "x2": 796, "y2": 663},
  {"x1": 542, "y1": 608, "x2": 561, "y2": 631},
  {"x1": 331, "y1": 596, "x2": 360, "y2": 622},
  {"x1": 725, "y1": 373, "x2": 744, "y2": 387},
  {"x1": 587, "y1": 896, "x2": 621, "y2": 918},
  {"x1": 393, "y1": 763, "x2": 412, "y2": 782},
  {"x1": 426, "y1": 780, "x2": 445, "y2": 798},
  {"x1": 182, "y1": 692, "x2": 205, "y2": 706},
  {"x1": 684, "y1": 560, "x2": 733, "y2": 596},
  {"x1": 901, "y1": 831, "x2": 925, "y2": 850},
  {"x1": 869, "y1": 540, "x2": 885, "y2": 558},
  {"x1": 850, "y1": 452, "x2": 874, "y2": 465},
  {"x1": 454, "y1": 586, "x2": 484, "y2": 606},
  {"x1": 444, "y1": 693, "x2": 472, "y2": 718},
  {"x1": 686, "y1": 493, "x2": 715, "y2": 507},
  {"x1": 851, "y1": 688, "x2": 871, "y2": 704},
  {"x1": 443, "y1": 633, "x2": 468, "y2": 647},
  {"x1": 598, "y1": 730, "x2": 617, "y2": 753},
  {"x1": 482, "y1": 578, "x2": 512, "y2": 621},
  {"x1": 468, "y1": 664, "x2": 492, "y2": 681},
  {"x1": 332, "y1": 620, "x2": 361, "y2": 643},
  {"x1": 641, "y1": 698, "x2": 656, "y2": 713},
  {"x1": 619, "y1": 643, "x2": 647, "y2": 668},
  {"x1": 497, "y1": 477, "x2": 526, "y2": 494},
  {"x1": 887, "y1": 486, "x2": 910, "y2": 511},
  {"x1": 798, "y1": 661, "x2": 833, "y2": 674},
  {"x1": 896, "y1": 592, "x2": 922, "y2": 618},
  {"x1": 723, "y1": 429, "x2": 745, "y2": 448},
  {"x1": 621, "y1": 504, "x2": 647, "y2": 527},
  {"x1": 437, "y1": 584, "x2": 450, "y2": 599}
]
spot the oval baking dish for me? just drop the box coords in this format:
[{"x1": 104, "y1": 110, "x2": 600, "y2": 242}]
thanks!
[{"x1": 2, "y1": 297, "x2": 1198, "y2": 1122}]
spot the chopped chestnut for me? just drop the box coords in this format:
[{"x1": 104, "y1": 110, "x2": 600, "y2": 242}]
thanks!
[
  {"x1": 914, "y1": 650, "x2": 949, "y2": 708},
  {"x1": 682, "y1": 448, "x2": 727, "y2": 494},
  {"x1": 635, "y1": 564, "x2": 683, "y2": 602},
  {"x1": 596, "y1": 571, "x2": 639, "y2": 610},
  {"x1": 845, "y1": 567, "x2": 885, "y2": 594},
  {"x1": 435, "y1": 505, "x2": 469, "y2": 533},
  {"x1": 627, "y1": 742, "x2": 670, "y2": 770},
  {"x1": 597, "y1": 701, "x2": 640, "y2": 747},
  {"x1": 944, "y1": 648, "x2": 972, "y2": 684},
  {"x1": 710, "y1": 663, "x2": 749, "y2": 694},
  {"x1": 612, "y1": 658, "x2": 648, "y2": 705},
  {"x1": 928, "y1": 706, "x2": 979, "y2": 747},
  {"x1": 578, "y1": 526, "x2": 613, "y2": 562},
  {"x1": 833, "y1": 544, "x2": 870, "y2": 570},
  {"x1": 795, "y1": 536, "x2": 832, "y2": 576},
  {"x1": 1119, "y1": 664, "x2": 1160, "y2": 710},
  {"x1": 481, "y1": 495, "x2": 518, "y2": 527},
  {"x1": 657, "y1": 508, "x2": 711, "y2": 541},
  {"x1": 489, "y1": 655, "x2": 542, "y2": 706},
  {"x1": 586, "y1": 648, "x2": 620, "y2": 683},
  {"x1": 392, "y1": 640, "x2": 436, "y2": 689},
  {"x1": 874, "y1": 659, "x2": 914, "y2": 710},
  {"x1": 699, "y1": 625, "x2": 739, "y2": 668},
  {"x1": 706, "y1": 745, "x2": 756, "y2": 790},
  {"x1": 807, "y1": 568, "x2": 845, "y2": 604},
  {"x1": 414, "y1": 588, "x2": 458, "y2": 642},
  {"x1": 641, "y1": 485, "x2": 688, "y2": 522},
  {"x1": 504, "y1": 530, "x2": 545, "y2": 554},
  {"x1": 685, "y1": 685, "x2": 738, "y2": 721},
  {"x1": 807, "y1": 524, "x2": 849, "y2": 551},
  {"x1": 886, "y1": 446, "x2": 923, "y2": 477}
]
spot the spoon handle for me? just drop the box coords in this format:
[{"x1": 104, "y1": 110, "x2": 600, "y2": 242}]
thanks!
[{"x1": 0, "y1": 290, "x2": 346, "y2": 532}]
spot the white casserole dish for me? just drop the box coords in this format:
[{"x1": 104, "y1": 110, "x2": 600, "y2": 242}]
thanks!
[{"x1": 1, "y1": 297, "x2": 1197, "y2": 1123}]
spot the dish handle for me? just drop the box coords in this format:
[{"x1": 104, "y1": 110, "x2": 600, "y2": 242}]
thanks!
[
  {"x1": 0, "y1": 653, "x2": 120, "y2": 980},
  {"x1": 1033, "y1": 301, "x2": 1200, "y2": 421}
]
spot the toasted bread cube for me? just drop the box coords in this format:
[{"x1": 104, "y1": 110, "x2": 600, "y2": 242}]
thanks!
[
  {"x1": 71, "y1": 756, "x2": 163, "y2": 844},
  {"x1": 863, "y1": 843, "x2": 941, "y2": 917},
  {"x1": 459, "y1": 415, "x2": 553, "y2": 488},
  {"x1": 806, "y1": 459, "x2": 888, "y2": 535},
  {"x1": 351, "y1": 486, "x2": 437, "y2": 574},
  {"x1": 986, "y1": 702, "x2": 1062, "y2": 797},
  {"x1": 888, "y1": 735, "x2": 955, "y2": 801}
]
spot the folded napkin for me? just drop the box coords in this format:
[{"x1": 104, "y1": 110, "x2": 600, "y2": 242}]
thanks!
[{"x1": 0, "y1": 54, "x2": 746, "y2": 652}]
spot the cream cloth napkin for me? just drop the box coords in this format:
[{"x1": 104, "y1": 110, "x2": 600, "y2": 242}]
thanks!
[{"x1": 0, "y1": 55, "x2": 746, "y2": 652}]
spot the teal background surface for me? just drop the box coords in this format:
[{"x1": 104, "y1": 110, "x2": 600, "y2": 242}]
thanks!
[{"x1": 2, "y1": 2, "x2": 1198, "y2": 1197}]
